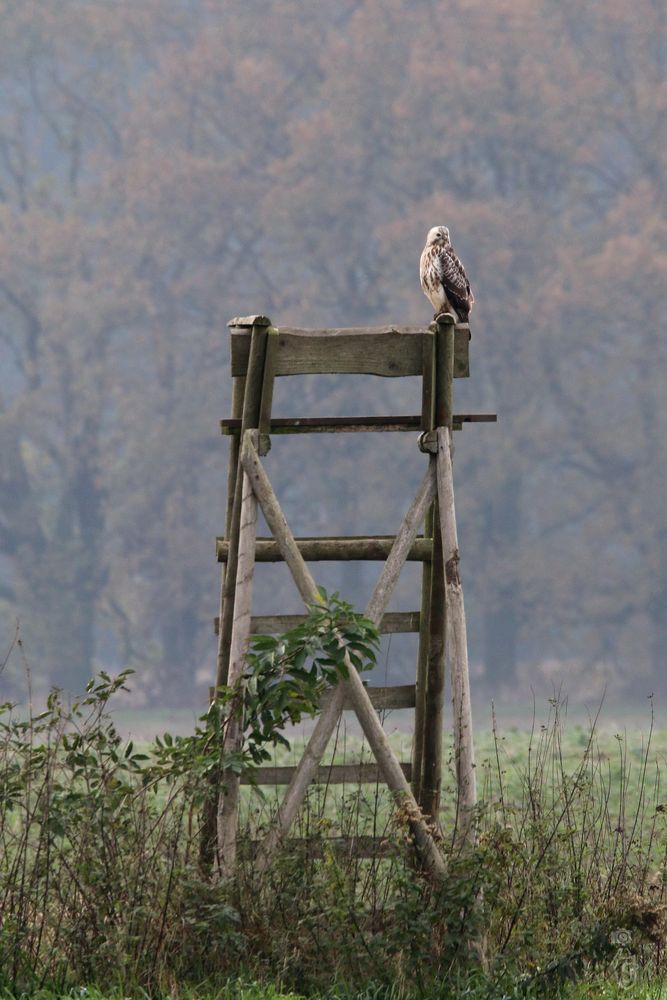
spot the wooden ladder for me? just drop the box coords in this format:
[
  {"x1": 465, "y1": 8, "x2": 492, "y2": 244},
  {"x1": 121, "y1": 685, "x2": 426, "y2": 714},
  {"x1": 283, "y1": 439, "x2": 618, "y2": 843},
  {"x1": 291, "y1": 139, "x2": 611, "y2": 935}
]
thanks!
[{"x1": 213, "y1": 313, "x2": 495, "y2": 875}]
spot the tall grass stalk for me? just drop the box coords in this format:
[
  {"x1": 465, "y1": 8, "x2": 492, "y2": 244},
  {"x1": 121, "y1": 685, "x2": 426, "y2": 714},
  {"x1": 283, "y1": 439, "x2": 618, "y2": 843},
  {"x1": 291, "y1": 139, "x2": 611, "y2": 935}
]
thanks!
[{"x1": 0, "y1": 649, "x2": 665, "y2": 996}]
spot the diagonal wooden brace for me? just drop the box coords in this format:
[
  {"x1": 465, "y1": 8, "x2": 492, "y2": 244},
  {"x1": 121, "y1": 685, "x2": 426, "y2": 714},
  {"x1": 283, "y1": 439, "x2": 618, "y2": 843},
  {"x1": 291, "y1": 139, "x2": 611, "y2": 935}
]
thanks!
[
  {"x1": 254, "y1": 457, "x2": 437, "y2": 869},
  {"x1": 239, "y1": 433, "x2": 446, "y2": 881}
]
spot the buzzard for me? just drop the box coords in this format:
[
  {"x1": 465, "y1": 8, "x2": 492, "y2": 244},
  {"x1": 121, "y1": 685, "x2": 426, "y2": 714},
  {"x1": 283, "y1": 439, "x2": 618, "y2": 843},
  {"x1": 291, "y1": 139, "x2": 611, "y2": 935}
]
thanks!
[{"x1": 419, "y1": 226, "x2": 474, "y2": 322}]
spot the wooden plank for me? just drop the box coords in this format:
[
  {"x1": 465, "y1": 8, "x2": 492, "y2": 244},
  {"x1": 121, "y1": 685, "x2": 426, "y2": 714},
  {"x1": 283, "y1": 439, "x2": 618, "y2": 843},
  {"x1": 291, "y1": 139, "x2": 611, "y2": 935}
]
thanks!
[
  {"x1": 240, "y1": 439, "x2": 445, "y2": 882},
  {"x1": 222, "y1": 415, "x2": 423, "y2": 434},
  {"x1": 342, "y1": 684, "x2": 416, "y2": 711},
  {"x1": 216, "y1": 536, "x2": 432, "y2": 563},
  {"x1": 254, "y1": 611, "x2": 420, "y2": 636},
  {"x1": 220, "y1": 413, "x2": 496, "y2": 434},
  {"x1": 241, "y1": 761, "x2": 412, "y2": 786},
  {"x1": 232, "y1": 326, "x2": 424, "y2": 377},
  {"x1": 213, "y1": 611, "x2": 420, "y2": 636},
  {"x1": 436, "y1": 426, "x2": 477, "y2": 846},
  {"x1": 231, "y1": 324, "x2": 470, "y2": 379}
]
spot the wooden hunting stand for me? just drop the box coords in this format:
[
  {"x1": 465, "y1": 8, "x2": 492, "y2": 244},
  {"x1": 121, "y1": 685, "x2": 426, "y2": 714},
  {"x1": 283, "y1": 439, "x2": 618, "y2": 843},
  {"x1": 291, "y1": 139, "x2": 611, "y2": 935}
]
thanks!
[{"x1": 214, "y1": 313, "x2": 496, "y2": 879}]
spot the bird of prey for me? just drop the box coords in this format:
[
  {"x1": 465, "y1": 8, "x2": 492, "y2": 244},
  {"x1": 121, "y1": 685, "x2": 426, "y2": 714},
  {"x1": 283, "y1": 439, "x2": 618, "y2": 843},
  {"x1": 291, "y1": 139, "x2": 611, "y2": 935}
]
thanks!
[{"x1": 419, "y1": 226, "x2": 474, "y2": 322}]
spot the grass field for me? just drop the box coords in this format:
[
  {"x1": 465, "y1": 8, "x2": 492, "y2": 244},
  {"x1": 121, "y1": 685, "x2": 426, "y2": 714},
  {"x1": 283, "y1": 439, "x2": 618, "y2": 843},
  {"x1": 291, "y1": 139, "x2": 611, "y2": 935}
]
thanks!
[
  {"x1": 2, "y1": 678, "x2": 666, "y2": 1000},
  {"x1": 8, "y1": 979, "x2": 667, "y2": 999},
  {"x1": 232, "y1": 699, "x2": 667, "y2": 837}
]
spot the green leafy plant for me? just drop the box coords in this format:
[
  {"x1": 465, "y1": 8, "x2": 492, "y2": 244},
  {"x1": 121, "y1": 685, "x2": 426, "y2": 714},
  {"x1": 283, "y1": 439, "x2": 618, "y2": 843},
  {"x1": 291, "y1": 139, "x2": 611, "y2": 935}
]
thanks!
[
  {"x1": 147, "y1": 590, "x2": 379, "y2": 787},
  {"x1": 239, "y1": 589, "x2": 380, "y2": 765},
  {"x1": 1, "y1": 627, "x2": 666, "y2": 998}
]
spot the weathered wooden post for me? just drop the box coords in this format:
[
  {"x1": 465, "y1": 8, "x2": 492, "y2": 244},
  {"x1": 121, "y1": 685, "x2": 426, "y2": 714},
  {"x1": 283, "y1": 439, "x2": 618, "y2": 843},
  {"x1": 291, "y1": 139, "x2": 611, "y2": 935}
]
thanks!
[
  {"x1": 436, "y1": 424, "x2": 477, "y2": 844},
  {"x1": 418, "y1": 315, "x2": 456, "y2": 819},
  {"x1": 216, "y1": 317, "x2": 270, "y2": 691},
  {"x1": 412, "y1": 332, "x2": 435, "y2": 803},
  {"x1": 203, "y1": 317, "x2": 270, "y2": 875}
]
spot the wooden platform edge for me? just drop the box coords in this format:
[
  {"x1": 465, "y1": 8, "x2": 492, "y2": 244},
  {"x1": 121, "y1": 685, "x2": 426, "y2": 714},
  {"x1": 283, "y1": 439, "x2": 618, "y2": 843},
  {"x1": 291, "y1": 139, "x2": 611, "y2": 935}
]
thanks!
[
  {"x1": 230, "y1": 324, "x2": 470, "y2": 378},
  {"x1": 220, "y1": 413, "x2": 497, "y2": 434}
]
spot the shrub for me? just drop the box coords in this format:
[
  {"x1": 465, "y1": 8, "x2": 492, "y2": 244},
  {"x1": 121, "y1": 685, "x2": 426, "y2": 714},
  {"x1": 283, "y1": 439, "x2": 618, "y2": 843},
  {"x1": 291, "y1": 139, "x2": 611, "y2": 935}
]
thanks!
[{"x1": 0, "y1": 625, "x2": 665, "y2": 997}]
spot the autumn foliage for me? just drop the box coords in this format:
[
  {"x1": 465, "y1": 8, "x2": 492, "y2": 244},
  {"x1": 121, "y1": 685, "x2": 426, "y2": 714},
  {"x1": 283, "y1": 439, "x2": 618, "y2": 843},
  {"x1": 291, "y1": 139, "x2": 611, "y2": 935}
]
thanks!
[{"x1": 0, "y1": 0, "x2": 665, "y2": 702}]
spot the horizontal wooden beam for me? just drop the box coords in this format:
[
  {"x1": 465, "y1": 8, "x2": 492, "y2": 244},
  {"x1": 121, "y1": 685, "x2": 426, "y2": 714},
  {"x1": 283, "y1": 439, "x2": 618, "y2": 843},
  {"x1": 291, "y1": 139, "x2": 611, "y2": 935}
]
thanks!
[
  {"x1": 223, "y1": 414, "x2": 422, "y2": 434},
  {"x1": 242, "y1": 836, "x2": 400, "y2": 859},
  {"x1": 241, "y1": 761, "x2": 412, "y2": 785},
  {"x1": 220, "y1": 413, "x2": 497, "y2": 435},
  {"x1": 216, "y1": 535, "x2": 432, "y2": 563},
  {"x1": 214, "y1": 611, "x2": 420, "y2": 636},
  {"x1": 209, "y1": 658, "x2": 416, "y2": 708},
  {"x1": 230, "y1": 324, "x2": 470, "y2": 379},
  {"x1": 342, "y1": 683, "x2": 416, "y2": 710}
]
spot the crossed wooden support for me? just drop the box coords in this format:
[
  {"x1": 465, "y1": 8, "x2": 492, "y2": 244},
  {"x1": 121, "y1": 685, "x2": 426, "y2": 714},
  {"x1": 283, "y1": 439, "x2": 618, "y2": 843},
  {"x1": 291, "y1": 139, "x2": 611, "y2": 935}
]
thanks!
[{"x1": 216, "y1": 423, "x2": 476, "y2": 882}]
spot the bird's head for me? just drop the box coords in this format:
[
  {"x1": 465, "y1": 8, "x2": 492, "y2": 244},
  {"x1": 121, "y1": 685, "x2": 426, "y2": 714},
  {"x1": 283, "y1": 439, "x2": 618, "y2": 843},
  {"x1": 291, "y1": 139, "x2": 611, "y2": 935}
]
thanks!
[{"x1": 426, "y1": 225, "x2": 450, "y2": 246}]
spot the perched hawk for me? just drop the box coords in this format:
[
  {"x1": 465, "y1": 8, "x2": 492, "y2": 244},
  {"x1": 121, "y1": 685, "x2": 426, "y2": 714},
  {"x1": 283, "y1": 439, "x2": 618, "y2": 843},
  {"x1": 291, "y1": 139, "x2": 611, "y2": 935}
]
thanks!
[{"x1": 419, "y1": 226, "x2": 474, "y2": 322}]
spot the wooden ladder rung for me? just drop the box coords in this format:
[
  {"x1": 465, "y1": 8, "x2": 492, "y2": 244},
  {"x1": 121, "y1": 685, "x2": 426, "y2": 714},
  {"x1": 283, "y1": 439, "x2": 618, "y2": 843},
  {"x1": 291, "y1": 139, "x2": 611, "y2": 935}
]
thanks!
[
  {"x1": 209, "y1": 668, "x2": 415, "y2": 711},
  {"x1": 216, "y1": 535, "x2": 432, "y2": 563},
  {"x1": 214, "y1": 611, "x2": 420, "y2": 636},
  {"x1": 343, "y1": 684, "x2": 415, "y2": 710},
  {"x1": 240, "y1": 760, "x2": 412, "y2": 786},
  {"x1": 220, "y1": 413, "x2": 497, "y2": 435}
]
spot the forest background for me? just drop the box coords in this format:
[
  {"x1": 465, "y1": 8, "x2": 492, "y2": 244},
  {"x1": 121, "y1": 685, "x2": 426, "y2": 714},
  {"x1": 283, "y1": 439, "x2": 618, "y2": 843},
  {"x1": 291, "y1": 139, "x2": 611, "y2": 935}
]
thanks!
[{"x1": 0, "y1": 0, "x2": 665, "y2": 711}]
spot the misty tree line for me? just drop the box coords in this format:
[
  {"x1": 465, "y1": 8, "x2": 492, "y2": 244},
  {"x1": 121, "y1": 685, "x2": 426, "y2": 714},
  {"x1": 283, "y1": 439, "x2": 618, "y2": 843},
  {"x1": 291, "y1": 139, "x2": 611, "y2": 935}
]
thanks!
[{"x1": 0, "y1": 0, "x2": 665, "y2": 703}]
